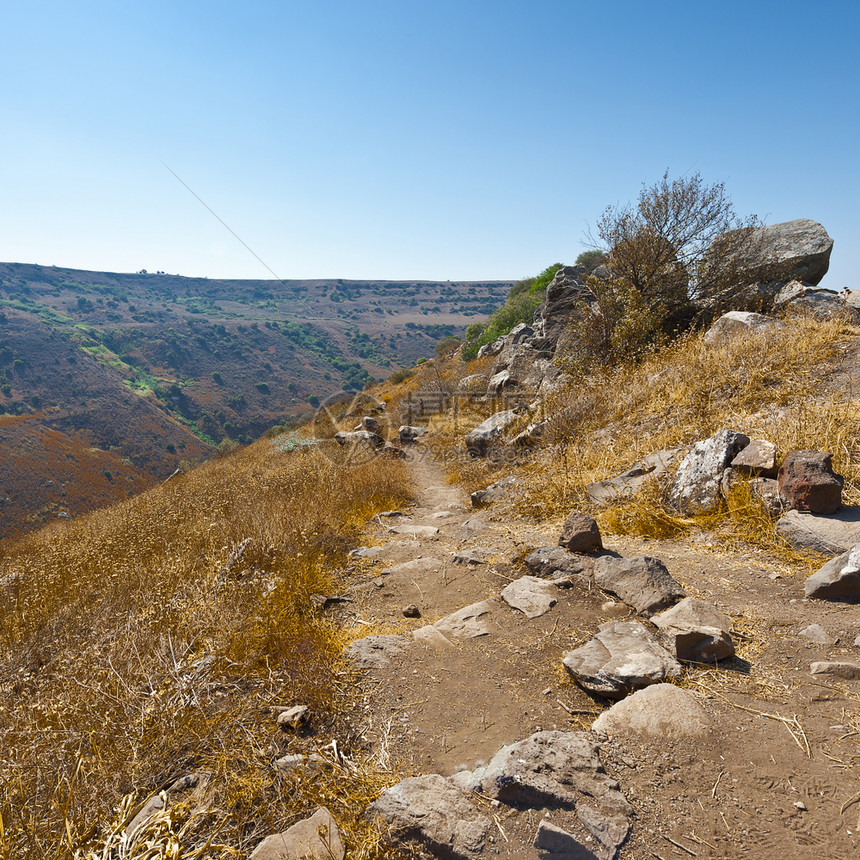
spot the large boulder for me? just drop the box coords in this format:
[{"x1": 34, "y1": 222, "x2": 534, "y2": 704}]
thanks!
[
  {"x1": 804, "y1": 545, "x2": 860, "y2": 601},
  {"x1": 669, "y1": 429, "x2": 750, "y2": 514},
  {"x1": 745, "y1": 219, "x2": 833, "y2": 286},
  {"x1": 778, "y1": 450, "x2": 844, "y2": 514},
  {"x1": 368, "y1": 774, "x2": 491, "y2": 860},
  {"x1": 593, "y1": 556, "x2": 685, "y2": 615},
  {"x1": 249, "y1": 807, "x2": 345, "y2": 860},
  {"x1": 464, "y1": 410, "x2": 518, "y2": 457},
  {"x1": 563, "y1": 621, "x2": 682, "y2": 699}
]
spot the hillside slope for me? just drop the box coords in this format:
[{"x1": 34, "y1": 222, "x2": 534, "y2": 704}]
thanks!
[{"x1": 0, "y1": 262, "x2": 511, "y2": 538}]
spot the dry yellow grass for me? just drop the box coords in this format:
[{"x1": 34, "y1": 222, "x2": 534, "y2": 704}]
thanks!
[{"x1": 0, "y1": 439, "x2": 413, "y2": 859}]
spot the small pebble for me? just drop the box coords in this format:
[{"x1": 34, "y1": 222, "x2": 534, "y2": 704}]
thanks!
[
  {"x1": 402, "y1": 604, "x2": 421, "y2": 618},
  {"x1": 794, "y1": 801, "x2": 807, "y2": 811},
  {"x1": 374, "y1": 577, "x2": 385, "y2": 588}
]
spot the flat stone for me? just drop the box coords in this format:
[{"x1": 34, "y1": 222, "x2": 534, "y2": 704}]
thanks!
[
  {"x1": 343, "y1": 635, "x2": 410, "y2": 669},
  {"x1": 501, "y1": 576, "x2": 558, "y2": 619},
  {"x1": 592, "y1": 683, "x2": 712, "y2": 739},
  {"x1": 559, "y1": 512, "x2": 603, "y2": 553},
  {"x1": 588, "y1": 449, "x2": 683, "y2": 506},
  {"x1": 368, "y1": 774, "x2": 491, "y2": 860},
  {"x1": 412, "y1": 626, "x2": 455, "y2": 650},
  {"x1": 779, "y1": 450, "x2": 844, "y2": 514},
  {"x1": 348, "y1": 545, "x2": 383, "y2": 559},
  {"x1": 810, "y1": 661, "x2": 860, "y2": 680},
  {"x1": 382, "y1": 557, "x2": 441, "y2": 576},
  {"x1": 731, "y1": 439, "x2": 778, "y2": 477},
  {"x1": 593, "y1": 556, "x2": 685, "y2": 614},
  {"x1": 434, "y1": 600, "x2": 496, "y2": 638},
  {"x1": 451, "y1": 548, "x2": 490, "y2": 565},
  {"x1": 778, "y1": 508, "x2": 860, "y2": 555},
  {"x1": 249, "y1": 807, "x2": 344, "y2": 860},
  {"x1": 651, "y1": 597, "x2": 735, "y2": 662},
  {"x1": 669, "y1": 429, "x2": 750, "y2": 514},
  {"x1": 563, "y1": 622, "x2": 682, "y2": 699},
  {"x1": 533, "y1": 820, "x2": 598, "y2": 858},
  {"x1": 799, "y1": 624, "x2": 836, "y2": 646},
  {"x1": 387, "y1": 525, "x2": 440, "y2": 539},
  {"x1": 805, "y1": 545, "x2": 860, "y2": 601}
]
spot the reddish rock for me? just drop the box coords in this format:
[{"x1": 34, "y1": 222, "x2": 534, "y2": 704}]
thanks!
[
  {"x1": 558, "y1": 512, "x2": 603, "y2": 553},
  {"x1": 778, "y1": 451, "x2": 844, "y2": 515}
]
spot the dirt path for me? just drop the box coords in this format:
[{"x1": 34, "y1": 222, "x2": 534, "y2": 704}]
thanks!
[{"x1": 338, "y1": 445, "x2": 860, "y2": 859}]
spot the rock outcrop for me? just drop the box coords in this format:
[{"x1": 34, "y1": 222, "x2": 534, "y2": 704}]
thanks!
[{"x1": 743, "y1": 219, "x2": 833, "y2": 286}]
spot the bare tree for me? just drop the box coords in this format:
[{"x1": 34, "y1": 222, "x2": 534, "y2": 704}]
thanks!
[{"x1": 571, "y1": 172, "x2": 765, "y2": 367}]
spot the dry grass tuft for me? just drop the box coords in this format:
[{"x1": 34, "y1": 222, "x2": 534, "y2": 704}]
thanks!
[{"x1": 0, "y1": 439, "x2": 413, "y2": 858}]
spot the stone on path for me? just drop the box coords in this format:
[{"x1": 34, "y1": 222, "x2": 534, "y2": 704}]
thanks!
[
  {"x1": 348, "y1": 545, "x2": 384, "y2": 559},
  {"x1": 249, "y1": 807, "x2": 345, "y2": 860},
  {"x1": 731, "y1": 439, "x2": 778, "y2": 477},
  {"x1": 433, "y1": 600, "x2": 496, "y2": 638},
  {"x1": 412, "y1": 626, "x2": 455, "y2": 650},
  {"x1": 470, "y1": 476, "x2": 518, "y2": 507},
  {"x1": 799, "y1": 624, "x2": 836, "y2": 646},
  {"x1": 669, "y1": 429, "x2": 750, "y2": 514},
  {"x1": 563, "y1": 622, "x2": 682, "y2": 699},
  {"x1": 804, "y1": 545, "x2": 860, "y2": 601},
  {"x1": 343, "y1": 635, "x2": 411, "y2": 669},
  {"x1": 650, "y1": 597, "x2": 735, "y2": 662},
  {"x1": 399, "y1": 425, "x2": 428, "y2": 443},
  {"x1": 779, "y1": 450, "x2": 844, "y2": 514},
  {"x1": 478, "y1": 731, "x2": 631, "y2": 855},
  {"x1": 368, "y1": 774, "x2": 490, "y2": 860},
  {"x1": 382, "y1": 557, "x2": 440, "y2": 577},
  {"x1": 777, "y1": 508, "x2": 860, "y2": 555},
  {"x1": 524, "y1": 546, "x2": 592, "y2": 580},
  {"x1": 465, "y1": 410, "x2": 518, "y2": 457},
  {"x1": 810, "y1": 661, "x2": 860, "y2": 680},
  {"x1": 451, "y1": 547, "x2": 490, "y2": 565},
  {"x1": 533, "y1": 820, "x2": 599, "y2": 858},
  {"x1": 587, "y1": 449, "x2": 683, "y2": 506},
  {"x1": 592, "y1": 683, "x2": 712, "y2": 739},
  {"x1": 387, "y1": 524, "x2": 440, "y2": 539},
  {"x1": 559, "y1": 512, "x2": 603, "y2": 553},
  {"x1": 593, "y1": 556, "x2": 685, "y2": 615},
  {"x1": 501, "y1": 576, "x2": 558, "y2": 618}
]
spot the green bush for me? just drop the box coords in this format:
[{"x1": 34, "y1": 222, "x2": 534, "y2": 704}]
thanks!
[{"x1": 461, "y1": 263, "x2": 561, "y2": 360}]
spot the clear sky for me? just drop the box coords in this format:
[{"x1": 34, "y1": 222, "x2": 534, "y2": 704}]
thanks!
[{"x1": 2, "y1": 1, "x2": 858, "y2": 287}]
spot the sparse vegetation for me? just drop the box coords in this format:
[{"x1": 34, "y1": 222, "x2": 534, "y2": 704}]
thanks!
[{"x1": 0, "y1": 440, "x2": 412, "y2": 858}]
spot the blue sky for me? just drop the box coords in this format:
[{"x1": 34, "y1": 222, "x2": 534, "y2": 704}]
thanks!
[{"x1": 2, "y1": 1, "x2": 858, "y2": 287}]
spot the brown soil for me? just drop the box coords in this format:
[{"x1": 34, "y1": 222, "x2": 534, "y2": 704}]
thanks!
[{"x1": 335, "y1": 448, "x2": 860, "y2": 859}]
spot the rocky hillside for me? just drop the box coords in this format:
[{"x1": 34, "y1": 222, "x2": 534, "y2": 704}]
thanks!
[
  {"x1": 0, "y1": 263, "x2": 511, "y2": 538},
  {"x1": 2, "y1": 218, "x2": 860, "y2": 860}
]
